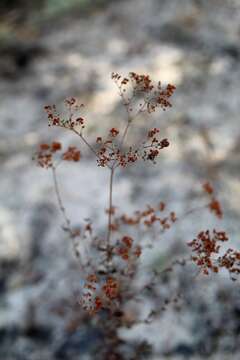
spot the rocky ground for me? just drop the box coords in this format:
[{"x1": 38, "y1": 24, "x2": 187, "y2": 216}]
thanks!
[{"x1": 0, "y1": 0, "x2": 240, "y2": 359}]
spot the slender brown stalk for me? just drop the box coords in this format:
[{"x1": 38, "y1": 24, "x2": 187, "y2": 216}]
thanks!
[
  {"x1": 106, "y1": 167, "x2": 115, "y2": 261},
  {"x1": 52, "y1": 165, "x2": 71, "y2": 229},
  {"x1": 182, "y1": 204, "x2": 208, "y2": 218},
  {"x1": 115, "y1": 96, "x2": 148, "y2": 168},
  {"x1": 60, "y1": 125, "x2": 111, "y2": 169},
  {"x1": 52, "y1": 165, "x2": 81, "y2": 261},
  {"x1": 119, "y1": 119, "x2": 131, "y2": 149},
  {"x1": 71, "y1": 128, "x2": 98, "y2": 158}
]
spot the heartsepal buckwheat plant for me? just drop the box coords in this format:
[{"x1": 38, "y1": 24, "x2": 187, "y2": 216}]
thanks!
[{"x1": 35, "y1": 72, "x2": 239, "y2": 359}]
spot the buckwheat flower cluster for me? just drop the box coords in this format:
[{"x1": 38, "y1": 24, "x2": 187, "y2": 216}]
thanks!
[
  {"x1": 112, "y1": 202, "x2": 177, "y2": 234},
  {"x1": 36, "y1": 142, "x2": 60, "y2": 168},
  {"x1": 188, "y1": 229, "x2": 240, "y2": 279},
  {"x1": 45, "y1": 97, "x2": 85, "y2": 130},
  {"x1": 35, "y1": 141, "x2": 80, "y2": 169},
  {"x1": 62, "y1": 146, "x2": 81, "y2": 162},
  {"x1": 81, "y1": 274, "x2": 119, "y2": 315},
  {"x1": 112, "y1": 72, "x2": 176, "y2": 114},
  {"x1": 95, "y1": 126, "x2": 170, "y2": 168},
  {"x1": 203, "y1": 182, "x2": 223, "y2": 219},
  {"x1": 115, "y1": 235, "x2": 141, "y2": 261}
]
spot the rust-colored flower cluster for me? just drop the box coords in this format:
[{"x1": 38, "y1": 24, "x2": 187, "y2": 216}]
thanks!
[
  {"x1": 218, "y1": 249, "x2": 240, "y2": 279},
  {"x1": 203, "y1": 182, "x2": 223, "y2": 219},
  {"x1": 45, "y1": 97, "x2": 85, "y2": 130},
  {"x1": 36, "y1": 141, "x2": 62, "y2": 168},
  {"x1": 81, "y1": 274, "x2": 119, "y2": 315},
  {"x1": 116, "y1": 236, "x2": 141, "y2": 261},
  {"x1": 141, "y1": 129, "x2": 170, "y2": 163},
  {"x1": 35, "y1": 141, "x2": 80, "y2": 169},
  {"x1": 96, "y1": 127, "x2": 170, "y2": 167},
  {"x1": 62, "y1": 146, "x2": 81, "y2": 162},
  {"x1": 112, "y1": 71, "x2": 176, "y2": 113},
  {"x1": 188, "y1": 229, "x2": 240, "y2": 279},
  {"x1": 114, "y1": 203, "x2": 177, "y2": 233}
]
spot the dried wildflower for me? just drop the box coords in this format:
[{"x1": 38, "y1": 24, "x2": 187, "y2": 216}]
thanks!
[
  {"x1": 203, "y1": 182, "x2": 223, "y2": 219},
  {"x1": 35, "y1": 141, "x2": 81, "y2": 170},
  {"x1": 81, "y1": 275, "x2": 103, "y2": 314},
  {"x1": 118, "y1": 203, "x2": 176, "y2": 236},
  {"x1": 62, "y1": 146, "x2": 81, "y2": 162},
  {"x1": 51, "y1": 141, "x2": 62, "y2": 152},
  {"x1": 40, "y1": 143, "x2": 50, "y2": 150},
  {"x1": 148, "y1": 128, "x2": 160, "y2": 138},
  {"x1": 36, "y1": 142, "x2": 55, "y2": 168},
  {"x1": 109, "y1": 128, "x2": 119, "y2": 137},
  {"x1": 102, "y1": 277, "x2": 119, "y2": 300},
  {"x1": 117, "y1": 246, "x2": 130, "y2": 261},
  {"x1": 208, "y1": 198, "x2": 223, "y2": 219},
  {"x1": 37, "y1": 152, "x2": 53, "y2": 168},
  {"x1": 218, "y1": 249, "x2": 240, "y2": 280},
  {"x1": 45, "y1": 98, "x2": 85, "y2": 130},
  {"x1": 160, "y1": 138, "x2": 170, "y2": 148},
  {"x1": 116, "y1": 235, "x2": 141, "y2": 261},
  {"x1": 34, "y1": 73, "x2": 240, "y2": 360},
  {"x1": 122, "y1": 236, "x2": 133, "y2": 248},
  {"x1": 116, "y1": 236, "x2": 133, "y2": 261},
  {"x1": 187, "y1": 229, "x2": 240, "y2": 278},
  {"x1": 65, "y1": 97, "x2": 76, "y2": 106},
  {"x1": 112, "y1": 71, "x2": 176, "y2": 115},
  {"x1": 141, "y1": 133, "x2": 170, "y2": 164},
  {"x1": 203, "y1": 182, "x2": 214, "y2": 195},
  {"x1": 129, "y1": 72, "x2": 154, "y2": 93}
]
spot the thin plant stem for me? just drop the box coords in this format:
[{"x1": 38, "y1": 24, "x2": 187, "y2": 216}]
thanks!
[
  {"x1": 52, "y1": 165, "x2": 82, "y2": 263},
  {"x1": 106, "y1": 166, "x2": 115, "y2": 261},
  {"x1": 71, "y1": 128, "x2": 98, "y2": 158},
  {"x1": 119, "y1": 120, "x2": 131, "y2": 149},
  {"x1": 52, "y1": 165, "x2": 71, "y2": 228},
  {"x1": 59, "y1": 125, "x2": 111, "y2": 169}
]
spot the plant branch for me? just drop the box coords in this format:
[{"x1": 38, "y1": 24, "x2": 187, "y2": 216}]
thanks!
[
  {"x1": 52, "y1": 165, "x2": 71, "y2": 228},
  {"x1": 52, "y1": 165, "x2": 82, "y2": 261},
  {"x1": 106, "y1": 166, "x2": 115, "y2": 262},
  {"x1": 59, "y1": 125, "x2": 111, "y2": 169}
]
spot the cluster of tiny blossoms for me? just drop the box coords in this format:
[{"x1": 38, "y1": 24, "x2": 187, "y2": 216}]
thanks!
[
  {"x1": 81, "y1": 274, "x2": 119, "y2": 315},
  {"x1": 45, "y1": 97, "x2": 85, "y2": 130},
  {"x1": 79, "y1": 233, "x2": 143, "y2": 315},
  {"x1": 110, "y1": 202, "x2": 177, "y2": 234},
  {"x1": 36, "y1": 141, "x2": 80, "y2": 168},
  {"x1": 36, "y1": 72, "x2": 239, "y2": 320},
  {"x1": 188, "y1": 230, "x2": 240, "y2": 280},
  {"x1": 185, "y1": 182, "x2": 239, "y2": 280},
  {"x1": 203, "y1": 182, "x2": 223, "y2": 219},
  {"x1": 111, "y1": 72, "x2": 176, "y2": 113},
  {"x1": 95, "y1": 126, "x2": 170, "y2": 167}
]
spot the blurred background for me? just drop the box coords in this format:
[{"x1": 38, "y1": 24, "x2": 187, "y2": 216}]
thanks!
[{"x1": 0, "y1": 0, "x2": 240, "y2": 359}]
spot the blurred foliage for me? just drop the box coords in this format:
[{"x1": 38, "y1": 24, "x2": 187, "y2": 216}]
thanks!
[
  {"x1": 0, "y1": 0, "x2": 112, "y2": 21},
  {"x1": 0, "y1": 0, "x2": 113, "y2": 47},
  {"x1": 43, "y1": 0, "x2": 110, "y2": 17}
]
